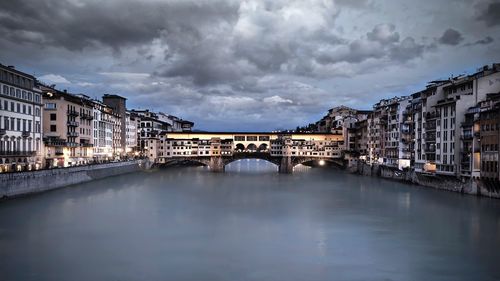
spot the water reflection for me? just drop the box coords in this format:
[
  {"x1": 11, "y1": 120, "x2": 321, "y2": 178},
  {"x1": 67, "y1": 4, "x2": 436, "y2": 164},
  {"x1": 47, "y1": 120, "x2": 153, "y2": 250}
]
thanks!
[{"x1": 1, "y1": 160, "x2": 500, "y2": 281}]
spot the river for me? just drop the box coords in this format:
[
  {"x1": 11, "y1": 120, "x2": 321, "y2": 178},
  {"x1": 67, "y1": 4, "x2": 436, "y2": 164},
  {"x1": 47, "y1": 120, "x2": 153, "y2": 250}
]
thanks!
[{"x1": 1, "y1": 159, "x2": 499, "y2": 281}]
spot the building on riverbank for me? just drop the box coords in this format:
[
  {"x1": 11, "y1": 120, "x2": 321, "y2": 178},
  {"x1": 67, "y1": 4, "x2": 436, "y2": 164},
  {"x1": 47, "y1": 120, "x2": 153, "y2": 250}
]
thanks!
[
  {"x1": 41, "y1": 86, "x2": 95, "y2": 167},
  {"x1": 0, "y1": 64, "x2": 43, "y2": 172},
  {"x1": 309, "y1": 63, "x2": 500, "y2": 190},
  {"x1": 479, "y1": 93, "x2": 500, "y2": 186}
]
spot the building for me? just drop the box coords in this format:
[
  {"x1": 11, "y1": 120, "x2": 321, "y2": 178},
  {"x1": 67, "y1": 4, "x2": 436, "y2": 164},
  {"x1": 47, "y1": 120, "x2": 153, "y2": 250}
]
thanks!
[
  {"x1": 157, "y1": 112, "x2": 194, "y2": 132},
  {"x1": 479, "y1": 93, "x2": 500, "y2": 184},
  {"x1": 433, "y1": 65, "x2": 500, "y2": 177},
  {"x1": 125, "y1": 111, "x2": 139, "y2": 155},
  {"x1": 0, "y1": 64, "x2": 43, "y2": 172},
  {"x1": 41, "y1": 86, "x2": 94, "y2": 167},
  {"x1": 130, "y1": 110, "x2": 172, "y2": 152},
  {"x1": 460, "y1": 106, "x2": 481, "y2": 179},
  {"x1": 92, "y1": 100, "x2": 116, "y2": 161},
  {"x1": 102, "y1": 94, "x2": 127, "y2": 157}
]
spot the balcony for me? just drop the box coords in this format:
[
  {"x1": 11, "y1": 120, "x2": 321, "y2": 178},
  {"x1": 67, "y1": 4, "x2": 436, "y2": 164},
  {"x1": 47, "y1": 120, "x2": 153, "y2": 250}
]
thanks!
[
  {"x1": 67, "y1": 121, "x2": 80, "y2": 127},
  {"x1": 67, "y1": 142, "x2": 79, "y2": 147},
  {"x1": 22, "y1": 131, "x2": 30, "y2": 138},
  {"x1": 0, "y1": 128, "x2": 6, "y2": 135},
  {"x1": 67, "y1": 110, "x2": 79, "y2": 116},
  {"x1": 0, "y1": 150, "x2": 37, "y2": 157},
  {"x1": 425, "y1": 112, "x2": 441, "y2": 120},
  {"x1": 461, "y1": 134, "x2": 473, "y2": 140},
  {"x1": 80, "y1": 112, "x2": 93, "y2": 119},
  {"x1": 67, "y1": 131, "x2": 79, "y2": 137}
]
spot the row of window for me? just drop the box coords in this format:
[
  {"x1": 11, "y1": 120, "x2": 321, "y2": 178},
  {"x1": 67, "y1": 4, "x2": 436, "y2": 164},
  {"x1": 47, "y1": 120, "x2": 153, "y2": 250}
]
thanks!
[
  {"x1": 482, "y1": 161, "x2": 499, "y2": 174},
  {"x1": 482, "y1": 123, "x2": 500, "y2": 132},
  {"x1": 1, "y1": 84, "x2": 40, "y2": 103},
  {"x1": 0, "y1": 116, "x2": 40, "y2": 133},
  {"x1": 0, "y1": 139, "x2": 40, "y2": 152},
  {"x1": 482, "y1": 144, "x2": 499, "y2": 152},
  {"x1": 1, "y1": 99, "x2": 41, "y2": 116}
]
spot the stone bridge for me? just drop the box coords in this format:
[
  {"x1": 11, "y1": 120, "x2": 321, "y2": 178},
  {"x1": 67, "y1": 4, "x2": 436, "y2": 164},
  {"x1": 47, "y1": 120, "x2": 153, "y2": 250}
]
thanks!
[{"x1": 150, "y1": 132, "x2": 345, "y2": 173}]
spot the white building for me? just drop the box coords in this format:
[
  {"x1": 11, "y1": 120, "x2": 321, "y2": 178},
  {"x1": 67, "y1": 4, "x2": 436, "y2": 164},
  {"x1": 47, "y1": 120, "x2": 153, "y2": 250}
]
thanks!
[
  {"x1": 125, "y1": 111, "x2": 139, "y2": 155},
  {"x1": 0, "y1": 64, "x2": 43, "y2": 172},
  {"x1": 92, "y1": 100, "x2": 115, "y2": 161}
]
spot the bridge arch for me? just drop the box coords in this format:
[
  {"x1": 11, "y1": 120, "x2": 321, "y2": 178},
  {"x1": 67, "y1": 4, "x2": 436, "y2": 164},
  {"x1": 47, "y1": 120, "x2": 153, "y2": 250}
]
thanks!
[
  {"x1": 235, "y1": 143, "x2": 245, "y2": 151},
  {"x1": 257, "y1": 143, "x2": 267, "y2": 152},
  {"x1": 159, "y1": 157, "x2": 210, "y2": 167},
  {"x1": 246, "y1": 143, "x2": 257, "y2": 152},
  {"x1": 224, "y1": 152, "x2": 281, "y2": 166},
  {"x1": 293, "y1": 157, "x2": 345, "y2": 168}
]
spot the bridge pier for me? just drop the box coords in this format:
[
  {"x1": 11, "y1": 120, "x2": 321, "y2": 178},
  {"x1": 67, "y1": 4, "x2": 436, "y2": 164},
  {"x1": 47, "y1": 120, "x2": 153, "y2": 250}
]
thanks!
[
  {"x1": 279, "y1": 156, "x2": 293, "y2": 174},
  {"x1": 209, "y1": 156, "x2": 225, "y2": 173}
]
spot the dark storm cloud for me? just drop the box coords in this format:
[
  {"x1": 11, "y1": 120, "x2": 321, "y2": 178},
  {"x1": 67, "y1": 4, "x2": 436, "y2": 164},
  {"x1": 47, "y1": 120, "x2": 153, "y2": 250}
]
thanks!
[
  {"x1": 476, "y1": 2, "x2": 500, "y2": 27},
  {"x1": 0, "y1": 0, "x2": 238, "y2": 50},
  {"x1": 438, "y1": 28, "x2": 464, "y2": 45},
  {"x1": 0, "y1": 0, "x2": 498, "y2": 131},
  {"x1": 464, "y1": 36, "x2": 495, "y2": 46}
]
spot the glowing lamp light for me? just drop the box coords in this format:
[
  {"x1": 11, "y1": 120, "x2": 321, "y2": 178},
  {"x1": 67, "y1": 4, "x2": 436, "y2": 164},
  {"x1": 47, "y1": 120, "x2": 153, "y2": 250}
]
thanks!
[{"x1": 319, "y1": 160, "x2": 325, "y2": 166}]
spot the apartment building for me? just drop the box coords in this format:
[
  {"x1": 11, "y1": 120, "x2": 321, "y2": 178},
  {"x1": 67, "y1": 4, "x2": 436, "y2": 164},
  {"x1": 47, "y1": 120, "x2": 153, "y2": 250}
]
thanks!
[
  {"x1": 125, "y1": 111, "x2": 139, "y2": 155},
  {"x1": 41, "y1": 86, "x2": 94, "y2": 167},
  {"x1": 431, "y1": 65, "x2": 500, "y2": 177},
  {"x1": 479, "y1": 93, "x2": 500, "y2": 184},
  {"x1": 0, "y1": 64, "x2": 43, "y2": 172},
  {"x1": 92, "y1": 100, "x2": 116, "y2": 161},
  {"x1": 103, "y1": 94, "x2": 127, "y2": 157}
]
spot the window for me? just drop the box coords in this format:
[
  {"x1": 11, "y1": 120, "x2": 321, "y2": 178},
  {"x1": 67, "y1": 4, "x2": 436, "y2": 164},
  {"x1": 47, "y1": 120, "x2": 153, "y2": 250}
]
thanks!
[
  {"x1": 50, "y1": 125, "x2": 57, "y2": 132},
  {"x1": 45, "y1": 103, "x2": 56, "y2": 109},
  {"x1": 50, "y1": 113, "x2": 57, "y2": 121}
]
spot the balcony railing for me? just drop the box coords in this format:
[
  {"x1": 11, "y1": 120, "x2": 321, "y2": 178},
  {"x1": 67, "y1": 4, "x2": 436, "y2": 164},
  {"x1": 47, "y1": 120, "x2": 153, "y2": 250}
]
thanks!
[
  {"x1": 0, "y1": 150, "x2": 37, "y2": 157},
  {"x1": 67, "y1": 110, "x2": 79, "y2": 116},
  {"x1": 67, "y1": 121, "x2": 80, "y2": 127},
  {"x1": 22, "y1": 131, "x2": 31, "y2": 137},
  {"x1": 425, "y1": 112, "x2": 441, "y2": 120},
  {"x1": 67, "y1": 131, "x2": 79, "y2": 137},
  {"x1": 80, "y1": 112, "x2": 94, "y2": 119}
]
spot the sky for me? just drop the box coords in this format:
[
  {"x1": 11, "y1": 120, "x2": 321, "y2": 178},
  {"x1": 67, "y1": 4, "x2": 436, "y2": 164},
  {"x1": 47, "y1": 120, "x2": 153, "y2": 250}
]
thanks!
[{"x1": 0, "y1": 0, "x2": 499, "y2": 131}]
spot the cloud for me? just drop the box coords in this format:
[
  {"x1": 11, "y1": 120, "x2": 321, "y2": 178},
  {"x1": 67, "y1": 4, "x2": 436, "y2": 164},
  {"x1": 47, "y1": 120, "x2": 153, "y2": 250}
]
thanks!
[
  {"x1": 367, "y1": 24, "x2": 400, "y2": 44},
  {"x1": 476, "y1": 2, "x2": 500, "y2": 27},
  {"x1": 38, "y1": 74, "x2": 71, "y2": 84},
  {"x1": 464, "y1": 36, "x2": 494, "y2": 47},
  {"x1": 0, "y1": 0, "x2": 498, "y2": 131},
  {"x1": 438, "y1": 28, "x2": 464, "y2": 45}
]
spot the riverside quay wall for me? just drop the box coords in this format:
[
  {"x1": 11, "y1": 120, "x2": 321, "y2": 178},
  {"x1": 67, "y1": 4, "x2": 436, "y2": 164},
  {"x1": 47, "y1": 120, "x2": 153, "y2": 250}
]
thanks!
[
  {"x1": 0, "y1": 160, "x2": 152, "y2": 198},
  {"x1": 352, "y1": 161, "x2": 500, "y2": 199}
]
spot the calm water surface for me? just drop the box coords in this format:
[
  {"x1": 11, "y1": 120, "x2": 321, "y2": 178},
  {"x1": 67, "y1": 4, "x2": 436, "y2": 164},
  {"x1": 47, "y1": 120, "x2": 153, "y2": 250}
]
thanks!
[{"x1": 1, "y1": 160, "x2": 500, "y2": 281}]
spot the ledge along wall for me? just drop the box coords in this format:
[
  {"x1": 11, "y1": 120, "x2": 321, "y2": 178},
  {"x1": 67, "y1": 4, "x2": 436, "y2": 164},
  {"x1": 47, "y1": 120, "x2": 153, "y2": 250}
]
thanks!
[
  {"x1": 352, "y1": 160, "x2": 500, "y2": 199},
  {"x1": 0, "y1": 160, "x2": 152, "y2": 199}
]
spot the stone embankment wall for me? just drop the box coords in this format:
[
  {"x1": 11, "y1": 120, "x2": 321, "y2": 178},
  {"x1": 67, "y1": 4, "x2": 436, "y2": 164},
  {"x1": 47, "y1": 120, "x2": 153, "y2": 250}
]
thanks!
[
  {"x1": 0, "y1": 160, "x2": 152, "y2": 199},
  {"x1": 352, "y1": 161, "x2": 500, "y2": 199}
]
